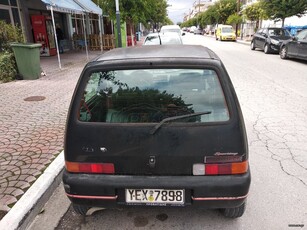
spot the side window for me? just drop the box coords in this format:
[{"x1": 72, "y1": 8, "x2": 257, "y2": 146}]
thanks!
[
  {"x1": 297, "y1": 30, "x2": 307, "y2": 40},
  {"x1": 256, "y1": 29, "x2": 262, "y2": 35},
  {"x1": 79, "y1": 69, "x2": 230, "y2": 123}
]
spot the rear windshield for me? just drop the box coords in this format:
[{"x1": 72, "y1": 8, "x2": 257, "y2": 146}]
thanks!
[
  {"x1": 79, "y1": 69, "x2": 229, "y2": 123},
  {"x1": 144, "y1": 35, "x2": 182, "y2": 45},
  {"x1": 161, "y1": 28, "x2": 180, "y2": 33},
  {"x1": 221, "y1": 27, "x2": 233, "y2": 33}
]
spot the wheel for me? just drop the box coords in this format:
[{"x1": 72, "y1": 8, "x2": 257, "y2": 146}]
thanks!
[
  {"x1": 280, "y1": 46, "x2": 288, "y2": 59},
  {"x1": 72, "y1": 204, "x2": 90, "y2": 216},
  {"x1": 250, "y1": 41, "x2": 255, "y2": 50},
  {"x1": 215, "y1": 36, "x2": 218, "y2": 40},
  {"x1": 220, "y1": 202, "x2": 246, "y2": 218},
  {"x1": 264, "y1": 44, "x2": 270, "y2": 54}
]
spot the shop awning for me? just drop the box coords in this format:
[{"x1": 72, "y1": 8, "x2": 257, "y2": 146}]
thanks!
[
  {"x1": 74, "y1": 0, "x2": 102, "y2": 15},
  {"x1": 40, "y1": 0, "x2": 103, "y2": 69},
  {"x1": 41, "y1": 0, "x2": 103, "y2": 15},
  {"x1": 41, "y1": 0, "x2": 85, "y2": 14}
]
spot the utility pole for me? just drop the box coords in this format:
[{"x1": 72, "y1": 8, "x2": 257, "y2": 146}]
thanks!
[
  {"x1": 236, "y1": 0, "x2": 240, "y2": 37},
  {"x1": 115, "y1": 0, "x2": 122, "y2": 47},
  {"x1": 197, "y1": 0, "x2": 200, "y2": 28}
]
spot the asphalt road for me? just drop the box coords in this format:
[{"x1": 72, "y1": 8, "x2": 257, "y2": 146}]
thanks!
[{"x1": 31, "y1": 34, "x2": 307, "y2": 230}]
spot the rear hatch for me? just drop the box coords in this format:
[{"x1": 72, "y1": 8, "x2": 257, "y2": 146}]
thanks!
[{"x1": 65, "y1": 66, "x2": 248, "y2": 176}]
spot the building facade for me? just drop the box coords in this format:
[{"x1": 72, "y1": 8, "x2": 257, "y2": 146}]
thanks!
[{"x1": 0, "y1": 0, "x2": 118, "y2": 52}]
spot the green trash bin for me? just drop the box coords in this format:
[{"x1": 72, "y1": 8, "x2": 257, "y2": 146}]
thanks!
[{"x1": 10, "y1": 43, "x2": 42, "y2": 80}]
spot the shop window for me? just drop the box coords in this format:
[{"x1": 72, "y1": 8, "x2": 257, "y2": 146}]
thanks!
[
  {"x1": 10, "y1": 0, "x2": 17, "y2": 6},
  {"x1": 12, "y1": 7, "x2": 20, "y2": 25},
  {"x1": 0, "y1": 0, "x2": 9, "y2": 5},
  {"x1": 0, "y1": 9, "x2": 11, "y2": 23}
]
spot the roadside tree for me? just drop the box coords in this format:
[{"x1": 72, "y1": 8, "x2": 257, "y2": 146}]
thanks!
[
  {"x1": 96, "y1": 0, "x2": 169, "y2": 29},
  {"x1": 216, "y1": 0, "x2": 237, "y2": 24},
  {"x1": 259, "y1": 0, "x2": 307, "y2": 27},
  {"x1": 199, "y1": 5, "x2": 219, "y2": 27},
  {"x1": 243, "y1": 2, "x2": 265, "y2": 30}
]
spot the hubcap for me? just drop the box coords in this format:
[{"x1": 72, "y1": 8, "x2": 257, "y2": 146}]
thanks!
[{"x1": 281, "y1": 47, "x2": 286, "y2": 58}]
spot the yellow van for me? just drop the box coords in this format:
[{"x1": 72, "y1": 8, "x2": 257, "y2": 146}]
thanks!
[{"x1": 215, "y1": 25, "x2": 236, "y2": 41}]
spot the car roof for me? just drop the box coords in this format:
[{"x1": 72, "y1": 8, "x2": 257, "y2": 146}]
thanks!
[
  {"x1": 161, "y1": 25, "x2": 180, "y2": 29},
  {"x1": 94, "y1": 45, "x2": 219, "y2": 62}
]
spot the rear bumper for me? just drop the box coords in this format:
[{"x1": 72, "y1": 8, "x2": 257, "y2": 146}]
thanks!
[
  {"x1": 221, "y1": 36, "x2": 236, "y2": 41},
  {"x1": 63, "y1": 168, "x2": 251, "y2": 209}
]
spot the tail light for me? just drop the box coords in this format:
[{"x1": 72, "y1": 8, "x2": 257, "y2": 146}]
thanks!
[
  {"x1": 65, "y1": 161, "x2": 115, "y2": 174},
  {"x1": 193, "y1": 155, "x2": 248, "y2": 176}
]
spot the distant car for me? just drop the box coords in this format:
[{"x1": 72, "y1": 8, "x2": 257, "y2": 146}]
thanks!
[
  {"x1": 190, "y1": 26, "x2": 197, "y2": 33},
  {"x1": 160, "y1": 25, "x2": 185, "y2": 36},
  {"x1": 250, "y1": 27, "x2": 292, "y2": 54},
  {"x1": 280, "y1": 29, "x2": 307, "y2": 61},
  {"x1": 143, "y1": 32, "x2": 183, "y2": 45},
  {"x1": 194, "y1": 28, "x2": 203, "y2": 35},
  {"x1": 215, "y1": 25, "x2": 236, "y2": 41},
  {"x1": 63, "y1": 45, "x2": 251, "y2": 218}
]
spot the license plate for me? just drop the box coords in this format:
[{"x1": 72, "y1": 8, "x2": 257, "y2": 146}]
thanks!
[{"x1": 125, "y1": 189, "x2": 184, "y2": 205}]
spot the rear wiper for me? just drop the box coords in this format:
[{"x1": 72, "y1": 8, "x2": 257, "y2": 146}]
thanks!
[{"x1": 150, "y1": 111, "x2": 211, "y2": 135}]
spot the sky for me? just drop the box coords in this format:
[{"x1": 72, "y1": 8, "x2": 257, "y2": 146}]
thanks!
[
  {"x1": 167, "y1": 0, "x2": 196, "y2": 24},
  {"x1": 167, "y1": 0, "x2": 307, "y2": 26}
]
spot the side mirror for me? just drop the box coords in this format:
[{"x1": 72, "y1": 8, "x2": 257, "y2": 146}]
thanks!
[{"x1": 182, "y1": 32, "x2": 186, "y2": 36}]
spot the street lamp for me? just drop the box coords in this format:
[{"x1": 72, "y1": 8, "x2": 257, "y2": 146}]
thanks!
[{"x1": 115, "y1": 0, "x2": 122, "y2": 47}]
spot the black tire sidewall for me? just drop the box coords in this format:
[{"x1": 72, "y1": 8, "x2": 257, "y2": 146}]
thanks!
[{"x1": 251, "y1": 41, "x2": 255, "y2": 50}]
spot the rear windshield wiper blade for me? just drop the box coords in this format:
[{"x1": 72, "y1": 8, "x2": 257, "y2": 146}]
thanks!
[{"x1": 150, "y1": 111, "x2": 212, "y2": 135}]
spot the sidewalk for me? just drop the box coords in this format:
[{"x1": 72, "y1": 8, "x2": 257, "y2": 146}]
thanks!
[{"x1": 0, "y1": 49, "x2": 102, "y2": 221}]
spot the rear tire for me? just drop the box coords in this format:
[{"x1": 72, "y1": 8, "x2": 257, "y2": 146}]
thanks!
[
  {"x1": 220, "y1": 202, "x2": 246, "y2": 218},
  {"x1": 72, "y1": 204, "x2": 90, "y2": 216},
  {"x1": 250, "y1": 41, "x2": 255, "y2": 50},
  {"x1": 264, "y1": 44, "x2": 270, "y2": 54},
  {"x1": 280, "y1": 46, "x2": 288, "y2": 59}
]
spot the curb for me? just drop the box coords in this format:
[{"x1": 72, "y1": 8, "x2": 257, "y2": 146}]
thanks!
[
  {"x1": 206, "y1": 34, "x2": 251, "y2": 45},
  {"x1": 236, "y1": 39, "x2": 251, "y2": 46},
  {"x1": 0, "y1": 151, "x2": 65, "y2": 230}
]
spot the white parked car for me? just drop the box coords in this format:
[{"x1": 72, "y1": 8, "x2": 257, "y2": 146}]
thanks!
[
  {"x1": 160, "y1": 25, "x2": 185, "y2": 36},
  {"x1": 143, "y1": 32, "x2": 183, "y2": 45}
]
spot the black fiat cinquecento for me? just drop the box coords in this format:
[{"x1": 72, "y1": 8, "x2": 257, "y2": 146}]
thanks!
[{"x1": 63, "y1": 45, "x2": 251, "y2": 218}]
